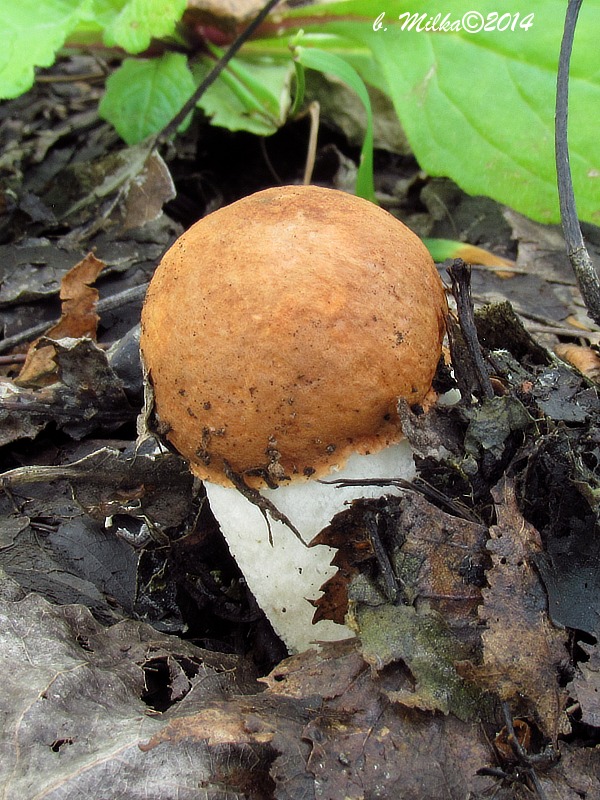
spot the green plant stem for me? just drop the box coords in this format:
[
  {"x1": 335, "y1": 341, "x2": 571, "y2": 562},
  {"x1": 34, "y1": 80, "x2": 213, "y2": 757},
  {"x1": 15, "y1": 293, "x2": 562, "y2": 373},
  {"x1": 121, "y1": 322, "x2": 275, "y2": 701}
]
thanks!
[
  {"x1": 555, "y1": 0, "x2": 600, "y2": 326},
  {"x1": 156, "y1": 0, "x2": 282, "y2": 143}
]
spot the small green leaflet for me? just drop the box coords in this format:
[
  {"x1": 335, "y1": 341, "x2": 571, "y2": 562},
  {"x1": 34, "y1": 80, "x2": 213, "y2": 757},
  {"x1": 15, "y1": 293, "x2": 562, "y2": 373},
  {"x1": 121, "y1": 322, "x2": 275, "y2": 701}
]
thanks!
[
  {"x1": 192, "y1": 51, "x2": 294, "y2": 137},
  {"x1": 99, "y1": 53, "x2": 195, "y2": 144},
  {"x1": 95, "y1": 0, "x2": 187, "y2": 53}
]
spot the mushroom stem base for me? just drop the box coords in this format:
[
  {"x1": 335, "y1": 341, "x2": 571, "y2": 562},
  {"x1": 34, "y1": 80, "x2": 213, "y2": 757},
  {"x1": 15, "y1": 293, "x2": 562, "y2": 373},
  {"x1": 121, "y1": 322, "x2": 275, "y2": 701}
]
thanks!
[{"x1": 204, "y1": 441, "x2": 415, "y2": 653}]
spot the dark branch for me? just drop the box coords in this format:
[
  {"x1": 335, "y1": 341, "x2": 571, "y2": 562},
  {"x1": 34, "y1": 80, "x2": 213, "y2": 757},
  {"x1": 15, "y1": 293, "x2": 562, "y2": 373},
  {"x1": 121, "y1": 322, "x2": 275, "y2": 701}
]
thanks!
[
  {"x1": 447, "y1": 259, "x2": 494, "y2": 400},
  {"x1": 555, "y1": 0, "x2": 600, "y2": 325},
  {"x1": 157, "y1": 0, "x2": 282, "y2": 143}
]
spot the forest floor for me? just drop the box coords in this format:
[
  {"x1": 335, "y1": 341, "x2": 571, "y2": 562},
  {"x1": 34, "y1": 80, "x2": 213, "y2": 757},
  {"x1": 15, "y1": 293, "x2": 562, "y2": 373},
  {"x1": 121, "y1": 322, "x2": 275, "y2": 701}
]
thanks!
[{"x1": 1, "y1": 53, "x2": 600, "y2": 799}]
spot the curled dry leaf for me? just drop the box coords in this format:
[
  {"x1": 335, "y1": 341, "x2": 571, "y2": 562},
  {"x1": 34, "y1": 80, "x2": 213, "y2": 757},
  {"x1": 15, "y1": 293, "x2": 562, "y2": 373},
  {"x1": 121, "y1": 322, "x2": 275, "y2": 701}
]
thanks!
[
  {"x1": 16, "y1": 252, "x2": 105, "y2": 388},
  {"x1": 121, "y1": 151, "x2": 176, "y2": 231},
  {"x1": 43, "y1": 252, "x2": 105, "y2": 341},
  {"x1": 2, "y1": 338, "x2": 133, "y2": 444}
]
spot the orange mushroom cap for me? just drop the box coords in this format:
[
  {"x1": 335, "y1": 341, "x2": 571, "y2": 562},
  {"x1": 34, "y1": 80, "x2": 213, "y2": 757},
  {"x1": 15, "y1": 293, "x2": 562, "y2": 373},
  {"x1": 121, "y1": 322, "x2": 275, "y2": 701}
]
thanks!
[{"x1": 140, "y1": 185, "x2": 447, "y2": 488}]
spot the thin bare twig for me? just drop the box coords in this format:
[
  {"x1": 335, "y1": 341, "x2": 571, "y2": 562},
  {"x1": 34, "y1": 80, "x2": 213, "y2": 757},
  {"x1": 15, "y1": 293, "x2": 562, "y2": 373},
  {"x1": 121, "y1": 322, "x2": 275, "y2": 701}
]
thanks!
[
  {"x1": 320, "y1": 475, "x2": 481, "y2": 524},
  {"x1": 222, "y1": 460, "x2": 305, "y2": 546},
  {"x1": 555, "y1": 0, "x2": 600, "y2": 325},
  {"x1": 156, "y1": 0, "x2": 282, "y2": 143},
  {"x1": 301, "y1": 101, "x2": 320, "y2": 185}
]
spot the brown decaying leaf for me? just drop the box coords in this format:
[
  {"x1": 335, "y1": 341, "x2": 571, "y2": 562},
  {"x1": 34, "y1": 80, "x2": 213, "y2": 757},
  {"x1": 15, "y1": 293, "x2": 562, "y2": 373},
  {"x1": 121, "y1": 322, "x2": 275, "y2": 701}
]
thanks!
[
  {"x1": 121, "y1": 151, "x2": 176, "y2": 231},
  {"x1": 176, "y1": 640, "x2": 497, "y2": 800},
  {"x1": 184, "y1": 0, "x2": 267, "y2": 32},
  {"x1": 261, "y1": 637, "x2": 366, "y2": 699},
  {"x1": 3, "y1": 590, "x2": 597, "y2": 798},
  {"x1": 569, "y1": 641, "x2": 600, "y2": 728},
  {"x1": 15, "y1": 252, "x2": 105, "y2": 387},
  {"x1": 315, "y1": 496, "x2": 490, "y2": 722},
  {"x1": 390, "y1": 493, "x2": 488, "y2": 622},
  {"x1": 140, "y1": 706, "x2": 276, "y2": 750},
  {"x1": 555, "y1": 343, "x2": 600, "y2": 382},
  {"x1": 313, "y1": 493, "x2": 488, "y2": 632},
  {"x1": 493, "y1": 718, "x2": 531, "y2": 761},
  {"x1": 268, "y1": 642, "x2": 495, "y2": 800},
  {"x1": 45, "y1": 252, "x2": 105, "y2": 340},
  {"x1": 310, "y1": 499, "x2": 378, "y2": 625},
  {"x1": 458, "y1": 478, "x2": 569, "y2": 741}
]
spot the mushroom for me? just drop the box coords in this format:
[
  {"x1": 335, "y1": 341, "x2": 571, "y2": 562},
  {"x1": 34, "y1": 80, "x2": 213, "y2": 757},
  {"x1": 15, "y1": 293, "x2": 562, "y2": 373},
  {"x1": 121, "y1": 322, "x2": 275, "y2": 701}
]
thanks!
[{"x1": 140, "y1": 185, "x2": 447, "y2": 652}]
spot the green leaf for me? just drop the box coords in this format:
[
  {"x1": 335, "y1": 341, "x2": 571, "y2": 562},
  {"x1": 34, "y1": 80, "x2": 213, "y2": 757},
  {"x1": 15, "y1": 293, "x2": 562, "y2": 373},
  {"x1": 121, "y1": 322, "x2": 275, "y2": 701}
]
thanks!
[
  {"x1": 98, "y1": 53, "x2": 195, "y2": 144},
  {"x1": 295, "y1": 46, "x2": 375, "y2": 202},
  {"x1": 280, "y1": 0, "x2": 600, "y2": 224},
  {"x1": 94, "y1": 0, "x2": 187, "y2": 53},
  {"x1": 0, "y1": 0, "x2": 186, "y2": 100},
  {"x1": 423, "y1": 238, "x2": 514, "y2": 267},
  {"x1": 0, "y1": 0, "x2": 93, "y2": 99},
  {"x1": 290, "y1": 60, "x2": 306, "y2": 118},
  {"x1": 192, "y1": 56, "x2": 294, "y2": 136}
]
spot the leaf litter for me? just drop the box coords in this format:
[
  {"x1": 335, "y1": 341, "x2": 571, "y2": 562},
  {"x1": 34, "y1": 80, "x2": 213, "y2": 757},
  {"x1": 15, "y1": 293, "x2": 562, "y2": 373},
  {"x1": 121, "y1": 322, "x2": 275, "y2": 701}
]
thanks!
[{"x1": 1, "y1": 53, "x2": 600, "y2": 800}]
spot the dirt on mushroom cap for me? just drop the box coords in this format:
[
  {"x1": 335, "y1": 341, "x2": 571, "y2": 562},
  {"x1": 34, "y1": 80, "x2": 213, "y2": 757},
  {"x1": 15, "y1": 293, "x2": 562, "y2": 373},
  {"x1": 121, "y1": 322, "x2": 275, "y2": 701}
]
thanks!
[{"x1": 140, "y1": 185, "x2": 447, "y2": 488}]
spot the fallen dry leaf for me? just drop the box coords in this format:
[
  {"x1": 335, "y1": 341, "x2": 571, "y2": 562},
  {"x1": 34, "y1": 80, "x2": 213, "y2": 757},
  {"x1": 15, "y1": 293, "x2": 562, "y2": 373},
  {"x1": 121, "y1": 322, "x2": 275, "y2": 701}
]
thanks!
[
  {"x1": 569, "y1": 641, "x2": 600, "y2": 729},
  {"x1": 555, "y1": 343, "x2": 600, "y2": 382},
  {"x1": 0, "y1": 592, "x2": 257, "y2": 800},
  {"x1": 311, "y1": 498, "x2": 383, "y2": 626},
  {"x1": 280, "y1": 642, "x2": 496, "y2": 800},
  {"x1": 121, "y1": 151, "x2": 176, "y2": 231},
  {"x1": 459, "y1": 478, "x2": 569, "y2": 740},
  {"x1": 389, "y1": 492, "x2": 488, "y2": 622},
  {"x1": 45, "y1": 252, "x2": 105, "y2": 340},
  {"x1": 314, "y1": 493, "x2": 488, "y2": 638},
  {"x1": 261, "y1": 637, "x2": 366, "y2": 700},
  {"x1": 546, "y1": 743, "x2": 600, "y2": 798},
  {"x1": 352, "y1": 602, "x2": 488, "y2": 721},
  {"x1": 16, "y1": 253, "x2": 105, "y2": 387}
]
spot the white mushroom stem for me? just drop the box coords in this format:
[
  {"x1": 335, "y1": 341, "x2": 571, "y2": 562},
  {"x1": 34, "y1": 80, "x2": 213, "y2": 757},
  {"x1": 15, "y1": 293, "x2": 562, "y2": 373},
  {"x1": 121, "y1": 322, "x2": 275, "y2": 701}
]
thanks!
[{"x1": 203, "y1": 440, "x2": 415, "y2": 653}]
